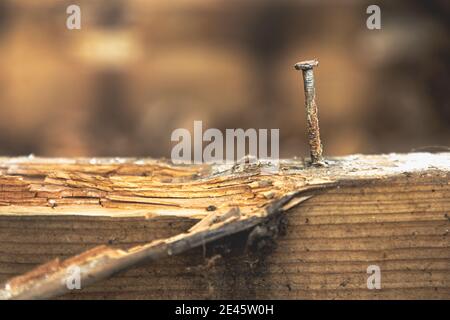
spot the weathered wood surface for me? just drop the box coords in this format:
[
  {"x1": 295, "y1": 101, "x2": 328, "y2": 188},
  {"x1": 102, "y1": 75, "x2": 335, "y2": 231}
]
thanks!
[{"x1": 0, "y1": 153, "x2": 449, "y2": 299}]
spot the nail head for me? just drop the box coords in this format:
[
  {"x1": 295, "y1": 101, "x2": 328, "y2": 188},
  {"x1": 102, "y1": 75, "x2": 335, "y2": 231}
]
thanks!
[{"x1": 294, "y1": 59, "x2": 319, "y2": 71}]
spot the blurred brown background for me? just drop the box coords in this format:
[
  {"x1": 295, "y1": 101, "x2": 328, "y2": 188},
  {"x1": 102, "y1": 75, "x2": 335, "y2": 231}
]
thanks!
[{"x1": 0, "y1": 0, "x2": 448, "y2": 158}]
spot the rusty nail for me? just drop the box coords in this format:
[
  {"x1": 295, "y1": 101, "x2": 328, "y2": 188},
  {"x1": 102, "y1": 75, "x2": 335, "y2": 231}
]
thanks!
[{"x1": 294, "y1": 59, "x2": 324, "y2": 166}]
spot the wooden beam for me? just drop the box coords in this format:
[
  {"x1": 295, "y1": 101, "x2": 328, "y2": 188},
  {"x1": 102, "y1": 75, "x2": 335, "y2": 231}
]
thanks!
[{"x1": 0, "y1": 153, "x2": 449, "y2": 299}]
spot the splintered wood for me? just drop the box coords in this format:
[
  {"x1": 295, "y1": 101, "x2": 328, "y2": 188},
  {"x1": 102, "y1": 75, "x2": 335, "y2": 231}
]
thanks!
[{"x1": 0, "y1": 153, "x2": 449, "y2": 299}]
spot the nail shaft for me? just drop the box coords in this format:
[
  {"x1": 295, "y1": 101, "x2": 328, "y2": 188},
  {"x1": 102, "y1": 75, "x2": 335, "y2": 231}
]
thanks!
[{"x1": 294, "y1": 59, "x2": 324, "y2": 165}]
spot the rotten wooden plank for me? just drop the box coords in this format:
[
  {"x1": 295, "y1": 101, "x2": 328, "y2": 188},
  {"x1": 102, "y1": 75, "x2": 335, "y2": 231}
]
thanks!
[{"x1": 0, "y1": 153, "x2": 449, "y2": 299}]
